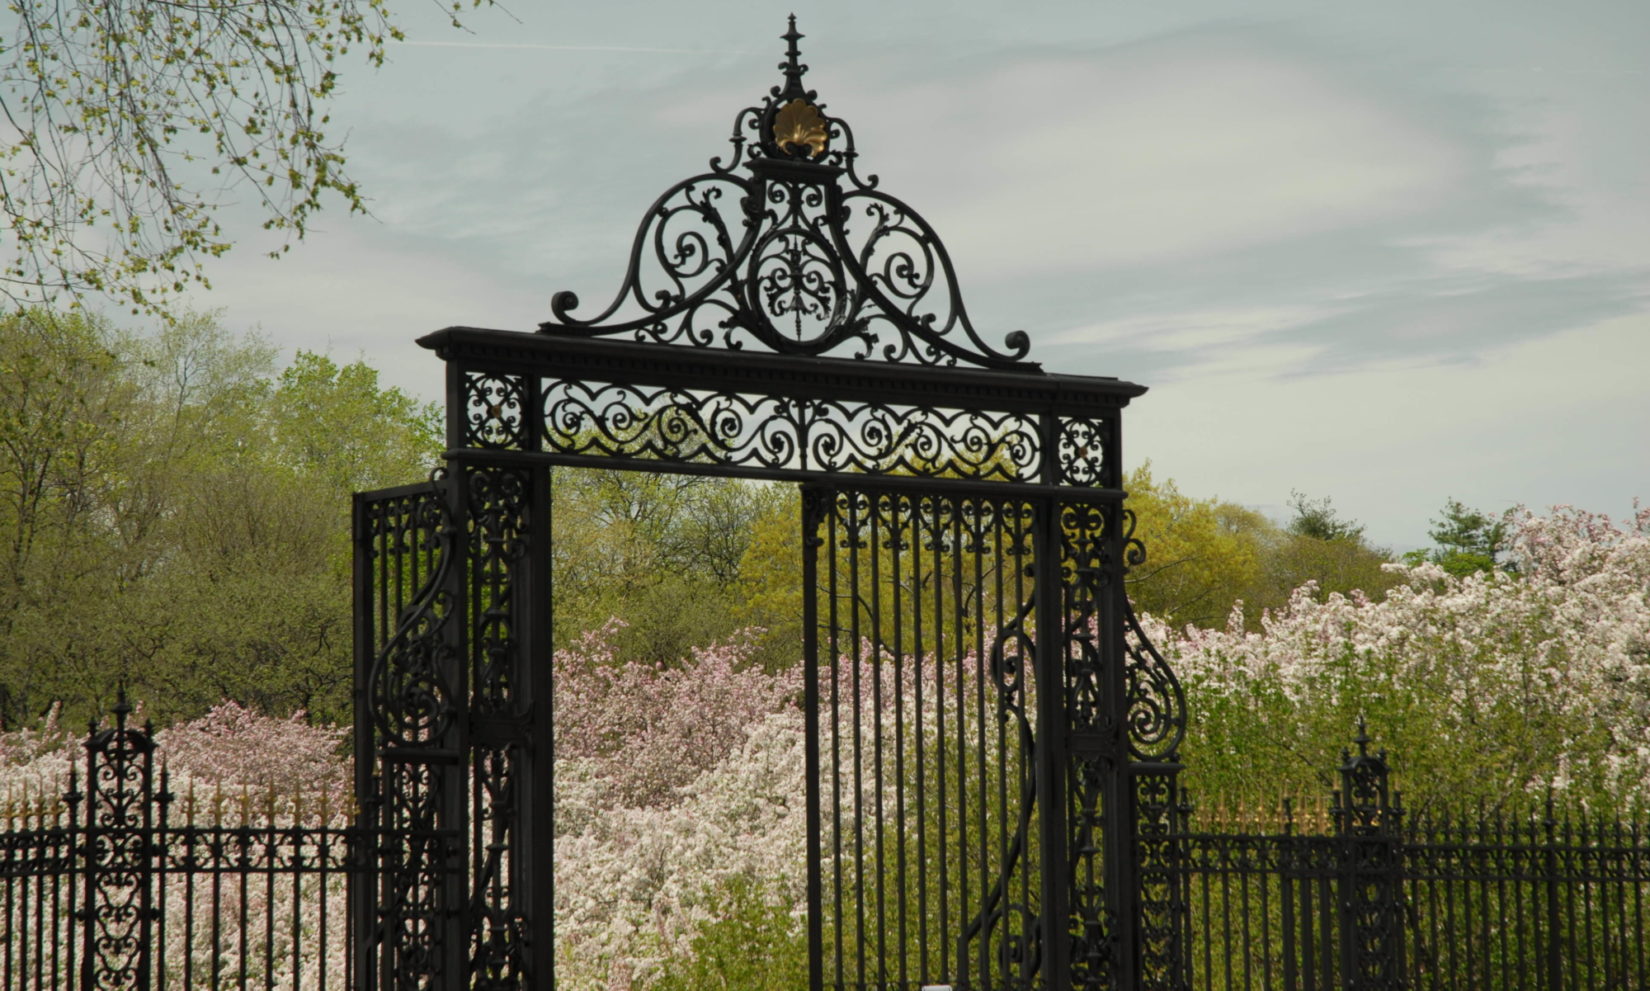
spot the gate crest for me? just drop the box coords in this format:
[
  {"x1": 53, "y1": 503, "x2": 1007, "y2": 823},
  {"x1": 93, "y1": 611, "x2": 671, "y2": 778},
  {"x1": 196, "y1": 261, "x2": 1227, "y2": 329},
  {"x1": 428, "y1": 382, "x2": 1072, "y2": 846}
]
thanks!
[{"x1": 540, "y1": 15, "x2": 1033, "y2": 369}]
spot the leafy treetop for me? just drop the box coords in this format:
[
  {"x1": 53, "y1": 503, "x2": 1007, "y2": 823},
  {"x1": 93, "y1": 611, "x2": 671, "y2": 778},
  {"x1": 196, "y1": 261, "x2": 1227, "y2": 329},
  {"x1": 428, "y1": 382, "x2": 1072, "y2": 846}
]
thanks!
[{"x1": 1, "y1": 0, "x2": 487, "y2": 318}]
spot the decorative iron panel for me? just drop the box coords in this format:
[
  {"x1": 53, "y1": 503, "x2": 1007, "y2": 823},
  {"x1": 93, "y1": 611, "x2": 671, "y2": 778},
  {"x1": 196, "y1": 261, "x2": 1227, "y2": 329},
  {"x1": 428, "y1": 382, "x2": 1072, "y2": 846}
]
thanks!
[
  {"x1": 1055, "y1": 418, "x2": 1116, "y2": 489},
  {"x1": 78, "y1": 699, "x2": 157, "y2": 991},
  {"x1": 464, "y1": 464, "x2": 534, "y2": 990},
  {"x1": 355, "y1": 479, "x2": 462, "y2": 991},
  {"x1": 538, "y1": 378, "x2": 1042, "y2": 480}
]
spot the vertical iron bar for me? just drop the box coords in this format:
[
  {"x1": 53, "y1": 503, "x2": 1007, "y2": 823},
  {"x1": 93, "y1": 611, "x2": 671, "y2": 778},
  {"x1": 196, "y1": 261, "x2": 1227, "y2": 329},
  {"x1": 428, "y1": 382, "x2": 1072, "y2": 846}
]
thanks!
[
  {"x1": 1034, "y1": 405, "x2": 1070, "y2": 991},
  {"x1": 1565, "y1": 812, "x2": 1578, "y2": 991},
  {"x1": 849, "y1": 491, "x2": 867, "y2": 991},
  {"x1": 350, "y1": 492, "x2": 375, "y2": 991},
  {"x1": 871, "y1": 492, "x2": 888, "y2": 990},
  {"x1": 524, "y1": 456, "x2": 555, "y2": 991},
  {"x1": 442, "y1": 388, "x2": 471, "y2": 991},
  {"x1": 1220, "y1": 864, "x2": 1233, "y2": 991},
  {"x1": 932, "y1": 492, "x2": 952, "y2": 985},
  {"x1": 830, "y1": 495, "x2": 845, "y2": 990},
  {"x1": 912, "y1": 492, "x2": 929, "y2": 984},
  {"x1": 1546, "y1": 796, "x2": 1561, "y2": 991},
  {"x1": 1238, "y1": 855, "x2": 1251, "y2": 991},
  {"x1": 803, "y1": 485, "x2": 825, "y2": 991},
  {"x1": 1634, "y1": 816, "x2": 1645, "y2": 990},
  {"x1": 951, "y1": 498, "x2": 970, "y2": 991},
  {"x1": 1260, "y1": 833, "x2": 1274, "y2": 991},
  {"x1": 892, "y1": 492, "x2": 909, "y2": 991},
  {"x1": 1199, "y1": 860, "x2": 1213, "y2": 991}
]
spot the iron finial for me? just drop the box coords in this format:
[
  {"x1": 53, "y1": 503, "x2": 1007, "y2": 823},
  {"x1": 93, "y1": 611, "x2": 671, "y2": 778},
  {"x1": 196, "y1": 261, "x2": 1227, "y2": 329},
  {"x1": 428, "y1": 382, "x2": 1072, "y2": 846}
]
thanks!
[
  {"x1": 780, "y1": 14, "x2": 807, "y2": 99},
  {"x1": 1353, "y1": 715, "x2": 1370, "y2": 756}
]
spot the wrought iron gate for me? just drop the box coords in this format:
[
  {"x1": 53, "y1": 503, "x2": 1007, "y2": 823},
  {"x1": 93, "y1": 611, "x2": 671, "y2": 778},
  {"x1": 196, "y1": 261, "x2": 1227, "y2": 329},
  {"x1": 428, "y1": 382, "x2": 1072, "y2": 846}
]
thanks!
[{"x1": 352, "y1": 18, "x2": 1186, "y2": 991}]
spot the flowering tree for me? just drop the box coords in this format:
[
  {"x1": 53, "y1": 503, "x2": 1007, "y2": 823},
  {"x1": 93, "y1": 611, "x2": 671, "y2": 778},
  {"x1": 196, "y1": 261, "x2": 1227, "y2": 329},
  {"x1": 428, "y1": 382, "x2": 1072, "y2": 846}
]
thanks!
[{"x1": 1160, "y1": 504, "x2": 1650, "y2": 811}]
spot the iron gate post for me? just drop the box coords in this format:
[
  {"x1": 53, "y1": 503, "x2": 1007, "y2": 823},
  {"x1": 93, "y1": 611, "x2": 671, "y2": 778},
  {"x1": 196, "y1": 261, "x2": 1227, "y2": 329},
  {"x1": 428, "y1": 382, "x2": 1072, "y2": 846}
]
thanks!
[
  {"x1": 1335, "y1": 724, "x2": 1405, "y2": 991},
  {"x1": 77, "y1": 697, "x2": 160, "y2": 991},
  {"x1": 447, "y1": 363, "x2": 557, "y2": 990}
]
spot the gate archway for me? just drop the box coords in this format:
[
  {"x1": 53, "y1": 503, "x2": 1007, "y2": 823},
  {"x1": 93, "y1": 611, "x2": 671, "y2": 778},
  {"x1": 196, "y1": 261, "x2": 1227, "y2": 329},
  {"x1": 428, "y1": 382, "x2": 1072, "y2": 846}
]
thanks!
[{"x1": 353, "y1": 19, "x2": 1186, "y2": 991}]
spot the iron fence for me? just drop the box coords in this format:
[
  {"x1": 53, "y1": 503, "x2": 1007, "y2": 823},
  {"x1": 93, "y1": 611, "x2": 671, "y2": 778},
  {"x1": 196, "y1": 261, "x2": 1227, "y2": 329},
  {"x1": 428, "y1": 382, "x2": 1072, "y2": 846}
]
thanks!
[
  {"x1": 1180, "y1": 728, "x2": 1650, "y2": 991},
  {"x1": 0, "y1": 699, "x2": 359, "y2": 991}
]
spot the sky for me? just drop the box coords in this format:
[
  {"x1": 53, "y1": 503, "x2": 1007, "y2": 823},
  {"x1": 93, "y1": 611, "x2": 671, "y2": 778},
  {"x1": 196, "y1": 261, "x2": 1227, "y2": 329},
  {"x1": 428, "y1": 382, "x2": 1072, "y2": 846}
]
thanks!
[{"x1": 187, "y1": 0, "x2": 1649, "y2": 552}]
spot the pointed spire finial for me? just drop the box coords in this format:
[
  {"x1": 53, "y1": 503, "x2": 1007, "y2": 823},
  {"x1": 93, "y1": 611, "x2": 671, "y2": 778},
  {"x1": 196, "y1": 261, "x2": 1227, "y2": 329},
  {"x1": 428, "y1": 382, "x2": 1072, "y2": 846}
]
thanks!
[
  {"x1": 1353, "y1": 715, "x2": 1370, "y2": 756},
  {"x1": 113, "y1": 685, "x2": 131, "y2": 729},
  {"x1": 780, "y1": 14, "x2": 807, "y2": 98}
]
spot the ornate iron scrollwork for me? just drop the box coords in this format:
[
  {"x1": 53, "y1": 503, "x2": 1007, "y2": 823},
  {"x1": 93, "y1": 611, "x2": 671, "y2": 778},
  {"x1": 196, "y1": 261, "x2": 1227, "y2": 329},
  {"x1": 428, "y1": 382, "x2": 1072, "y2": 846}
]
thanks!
[
  {"x1": 961, "y1": 585, "x2": 1042, "y2": 987},
  {"x1": 367, "y1": 478, "x2": 459, "y2": 748},
  {"x1": 1059, "y1": 501, "x2": 1113, "y2": 737},
  {"x1": 1057, "y1": 417, "x2": 1115, "y2": 488},
  {"x1": 79, "y1": 696, "x2": 161, "y2": 991},
  {"x1": 464, "y1": 373, "x2": 532, "y2": 451},
  {"x1": 466, "y1": 464, "x2": 533, "y2": 988},
  {"x1": 539, "y1": 18, "x2": 1033, "y2": 370},
  {"x1": 1118, "y1": 510, "x2": 1185, "y2": 762},
  {"x1": 541, "y1": 379, "x2": 1040, "y2": 480}
]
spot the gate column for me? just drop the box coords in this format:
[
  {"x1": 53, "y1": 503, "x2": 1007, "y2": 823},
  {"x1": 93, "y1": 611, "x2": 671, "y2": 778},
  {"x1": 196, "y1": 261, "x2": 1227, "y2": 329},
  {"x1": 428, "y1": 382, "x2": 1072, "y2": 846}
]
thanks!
[{"x1": 446, "y1": 364, "x2": 557, "y2": 990}]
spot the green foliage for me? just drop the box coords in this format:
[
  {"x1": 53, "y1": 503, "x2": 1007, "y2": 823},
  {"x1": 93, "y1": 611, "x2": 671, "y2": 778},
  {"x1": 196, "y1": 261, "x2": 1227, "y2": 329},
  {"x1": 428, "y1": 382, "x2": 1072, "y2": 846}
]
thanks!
[
  {"x1": 551, "y1": 469, "x2": 794, "y2": 669},
  {"x1": 1402, "y1": 497, "x2": 1508, "y2": 576},
  {"x1": 0, "y1": 307, "x2": 438, "y2": 727},
  {"x1": 1126, "y1": 471, "x2": 1402, "y2": 629},
  {"x1": 1285, "y1": 489, "x2": 1365, "y2": 543},
  {"x1": 1, "y1": 0, "x2": 490, "y2": 317},
  {"x1": 651, "y1": 875, "x2": 808, "y2": 991},
  {"x1": 1169, "y1": 504, "x2": 1650, "y2": 813},
  {"x1": 1124, "y1": 465, "x2": 1265, "y2": 627}
]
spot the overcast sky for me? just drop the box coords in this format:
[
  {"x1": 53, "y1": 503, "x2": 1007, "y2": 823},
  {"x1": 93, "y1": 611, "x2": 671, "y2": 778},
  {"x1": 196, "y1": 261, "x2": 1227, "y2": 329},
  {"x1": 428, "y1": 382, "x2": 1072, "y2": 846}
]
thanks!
[{"x1": 189, "y1": 1, "x2": 1650, "y2": 551}]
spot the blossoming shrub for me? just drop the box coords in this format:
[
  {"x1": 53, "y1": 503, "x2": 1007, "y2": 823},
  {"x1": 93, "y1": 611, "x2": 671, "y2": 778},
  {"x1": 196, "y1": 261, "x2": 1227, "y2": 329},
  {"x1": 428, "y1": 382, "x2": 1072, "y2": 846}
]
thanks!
[
  {"x1": 1162, "y1": 505, "x2": 1650, "y2": 812},
  {"x1": 552, "y1": 625, "x2": 809, "y2": 990},
  {"x1": 554, "y1": 627, "x2": 1020, "y2": 991}
]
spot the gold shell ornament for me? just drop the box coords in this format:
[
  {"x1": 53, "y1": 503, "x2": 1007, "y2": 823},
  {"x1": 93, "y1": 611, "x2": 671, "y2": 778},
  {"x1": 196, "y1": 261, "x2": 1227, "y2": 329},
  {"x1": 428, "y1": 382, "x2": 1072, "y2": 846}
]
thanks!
[{"x1": 773, "y1": 99, "x2": 828, "y2": 158}]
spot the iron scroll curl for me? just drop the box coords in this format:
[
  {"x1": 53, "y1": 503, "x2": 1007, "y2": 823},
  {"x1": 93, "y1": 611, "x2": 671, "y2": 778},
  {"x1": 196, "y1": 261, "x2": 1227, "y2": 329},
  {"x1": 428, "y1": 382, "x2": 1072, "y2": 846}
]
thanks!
[
  {"x1": 1119, "y1": 510, "x2": 1187, "y2": 761},
  {"x1": 366, "y1": 475, "x2": 460, "y2": 748}
]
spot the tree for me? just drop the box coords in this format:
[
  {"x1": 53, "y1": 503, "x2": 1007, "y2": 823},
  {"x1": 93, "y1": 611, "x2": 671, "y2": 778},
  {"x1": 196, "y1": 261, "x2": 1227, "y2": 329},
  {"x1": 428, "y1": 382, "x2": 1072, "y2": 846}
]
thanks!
[
  {"x1": 1123, "y1": 465, "x2": 1267, "y2": 627},
  {"x1": 1163, "y1": 504, "x2": 1650, "y2": 811},
  {"x1": 551, "y1": 468, "x2": 792, "y2": 669},
  {"x1": 1285, "y1": 490, "x2": 1365, "y2": 543},
  {"x1": 2, "y1": 0, "x2": 486, "y2": 317},
  {"x1": 0, "y1": 308, "x2": 438, "y2": 727},
  {"x1": 1248, "y1": 489, "x2": 1403, "y2": 612},
  {"x1": 1403, "y1": 497, "x2": 1507, "y2": 576}
]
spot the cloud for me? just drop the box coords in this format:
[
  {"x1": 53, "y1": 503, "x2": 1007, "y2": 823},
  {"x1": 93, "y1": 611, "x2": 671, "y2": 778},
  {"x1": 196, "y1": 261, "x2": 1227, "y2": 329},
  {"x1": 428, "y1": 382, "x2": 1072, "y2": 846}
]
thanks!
[{"x1": 914, "y1": 44, "x2": 1473, "y2": 276}]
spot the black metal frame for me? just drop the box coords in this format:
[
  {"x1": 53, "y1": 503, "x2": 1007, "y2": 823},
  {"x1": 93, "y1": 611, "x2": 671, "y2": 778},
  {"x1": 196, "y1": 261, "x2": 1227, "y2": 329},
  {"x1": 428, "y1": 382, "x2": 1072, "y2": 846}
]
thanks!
[{"x1": 352, "y1": 19, "x2": 1187, "y2": 991}]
